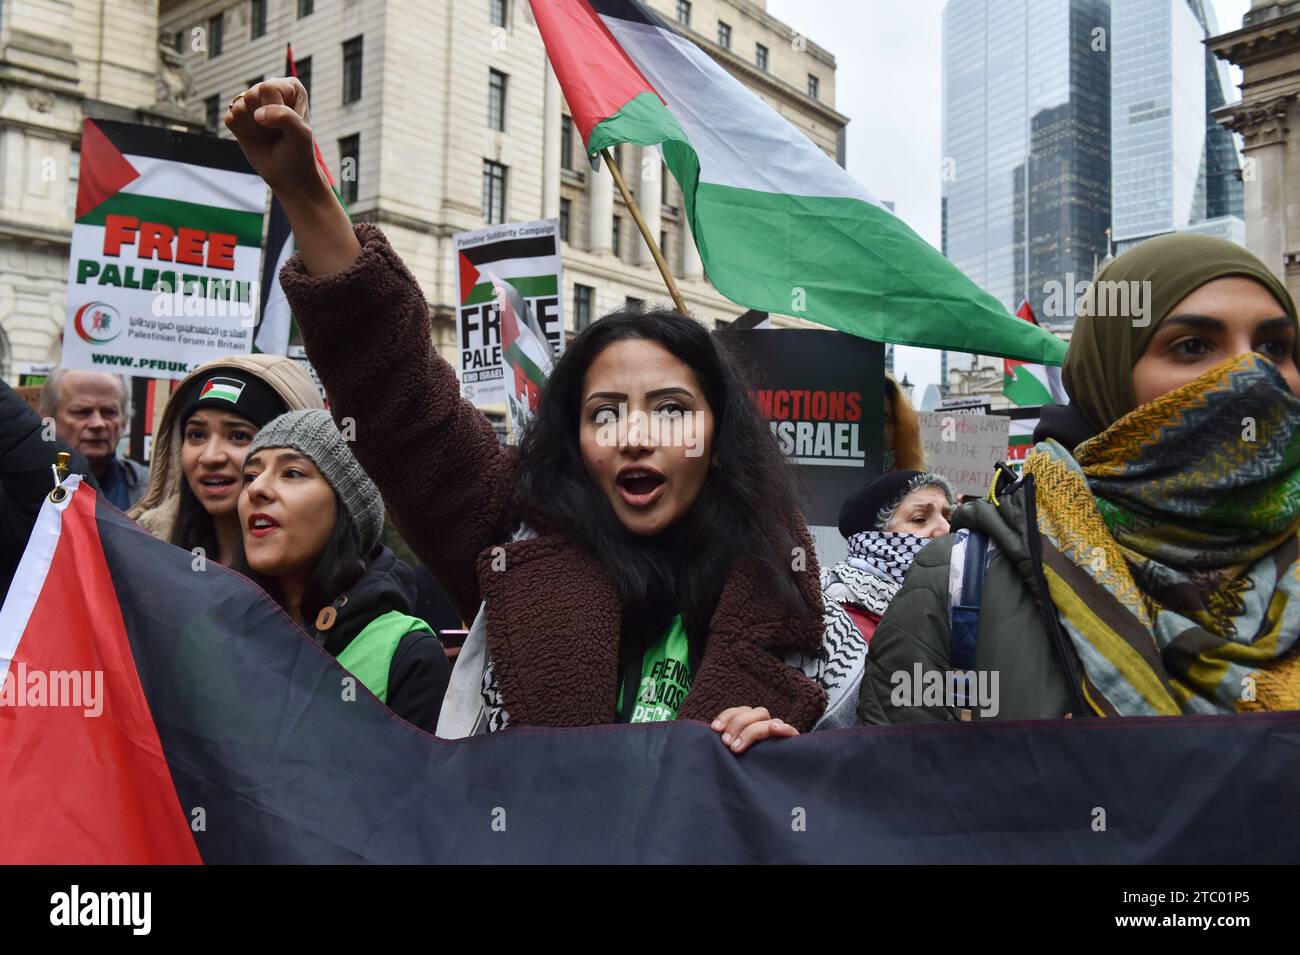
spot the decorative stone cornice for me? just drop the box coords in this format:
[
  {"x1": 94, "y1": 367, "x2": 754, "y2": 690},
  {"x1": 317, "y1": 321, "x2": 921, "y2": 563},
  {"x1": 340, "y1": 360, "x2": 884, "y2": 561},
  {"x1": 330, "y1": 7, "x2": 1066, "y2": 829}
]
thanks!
[
  {"x1": 1214, "y1": 94, "x2": 1294, "y2": 146},
  {"x1": 0, "y1": 217, "x2": 71, "y2": 247},
  {"x1": 0, "y1": 29, "x2": 79, "y2": 91},
  {"x1": 1209, "y1": 10, "x2": 1300, "y2": 67}
]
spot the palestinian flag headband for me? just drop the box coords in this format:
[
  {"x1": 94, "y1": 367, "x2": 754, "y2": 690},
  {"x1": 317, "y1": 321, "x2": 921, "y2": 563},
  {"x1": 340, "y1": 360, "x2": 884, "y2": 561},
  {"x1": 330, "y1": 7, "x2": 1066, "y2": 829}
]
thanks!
[{"x1": 179, "y1": 369, "x2": 289, "y2": 430}]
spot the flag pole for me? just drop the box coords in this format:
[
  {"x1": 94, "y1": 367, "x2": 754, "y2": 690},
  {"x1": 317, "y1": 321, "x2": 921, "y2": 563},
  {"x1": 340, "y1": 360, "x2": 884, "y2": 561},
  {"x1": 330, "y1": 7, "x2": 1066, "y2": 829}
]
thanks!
[{"x1": 600, "y1": 148, "x2": 688, "y2": 314}]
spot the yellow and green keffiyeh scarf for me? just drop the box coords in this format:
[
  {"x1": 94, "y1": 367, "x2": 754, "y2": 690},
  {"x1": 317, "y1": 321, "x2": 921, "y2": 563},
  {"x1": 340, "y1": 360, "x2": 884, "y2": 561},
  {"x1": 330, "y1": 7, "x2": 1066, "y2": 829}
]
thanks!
[{"x1": 1026, "y1": 353, "x2": 1300, "y2": 716}]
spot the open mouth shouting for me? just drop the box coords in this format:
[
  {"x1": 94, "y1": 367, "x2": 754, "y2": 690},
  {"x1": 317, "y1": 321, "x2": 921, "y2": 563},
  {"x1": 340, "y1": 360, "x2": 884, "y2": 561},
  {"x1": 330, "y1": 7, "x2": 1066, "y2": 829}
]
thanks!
[
  {"x1": 246, "y1": 512, "x2": 281, "y2": 538},
  {"x1": 616, "y1": 465, "x2": 667, "y2": 507},
  {"x1": 197, "y1": 474, "x2": 239, "y2": 498}
]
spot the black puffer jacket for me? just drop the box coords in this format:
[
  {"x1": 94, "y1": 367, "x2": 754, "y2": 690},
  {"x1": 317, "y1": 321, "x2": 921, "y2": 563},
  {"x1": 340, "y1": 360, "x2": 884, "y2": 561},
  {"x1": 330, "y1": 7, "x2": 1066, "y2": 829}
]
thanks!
[
  {"x1": 309, "y1": 545, "x2": 450, "y2": 734},
  {"x1": 0, "y1": 382, "x2": 99, "y2": 602}
]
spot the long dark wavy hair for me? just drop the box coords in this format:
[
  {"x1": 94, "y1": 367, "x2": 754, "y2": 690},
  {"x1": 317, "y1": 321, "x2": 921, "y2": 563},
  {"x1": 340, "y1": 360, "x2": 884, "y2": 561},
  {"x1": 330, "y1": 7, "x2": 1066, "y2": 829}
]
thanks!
[
  {"x1": 233, "y1": 496, "x2": 367, "y2": 627},
  {"x1": 514, "y1": 307, "x2": 811, "y2": 668},
  {"x1": 169, "y1": 480, "x2": 221, "y2": 558}
]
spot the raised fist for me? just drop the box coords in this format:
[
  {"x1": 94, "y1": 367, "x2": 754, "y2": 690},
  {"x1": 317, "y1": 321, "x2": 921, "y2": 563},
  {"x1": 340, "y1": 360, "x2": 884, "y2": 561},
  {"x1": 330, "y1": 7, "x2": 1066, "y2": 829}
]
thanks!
[{"x1": 224, "y1": 78, "x2": 324, "y2": 203}]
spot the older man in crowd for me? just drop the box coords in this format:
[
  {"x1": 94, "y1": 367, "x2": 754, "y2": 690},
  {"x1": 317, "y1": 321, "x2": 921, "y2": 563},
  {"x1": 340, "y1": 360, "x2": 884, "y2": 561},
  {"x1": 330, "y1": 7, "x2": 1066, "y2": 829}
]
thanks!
[{"x1": 38, "y1": 369, "x2": 148, "y2": 510}]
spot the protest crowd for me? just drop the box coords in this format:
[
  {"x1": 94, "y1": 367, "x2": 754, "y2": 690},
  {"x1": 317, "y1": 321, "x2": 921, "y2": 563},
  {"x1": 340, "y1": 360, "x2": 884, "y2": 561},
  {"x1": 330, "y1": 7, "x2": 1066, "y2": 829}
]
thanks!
[
  {"x1": 1, "y1": 62, "x2": 1299, "y2": 868},
  {"x1": 6, "y1": 75, "x2": 1299, "y2": 731}
]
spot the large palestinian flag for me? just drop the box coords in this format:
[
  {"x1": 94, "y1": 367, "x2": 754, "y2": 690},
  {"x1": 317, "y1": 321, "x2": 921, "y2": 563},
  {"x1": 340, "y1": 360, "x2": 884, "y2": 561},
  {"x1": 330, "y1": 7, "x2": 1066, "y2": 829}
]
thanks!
[
  {"x1": 4, "y1": 479, "x2": 1300, "y2": 863},
  {"x1": 531, "y1": 0, "x2": 1066, "y2": 364}
]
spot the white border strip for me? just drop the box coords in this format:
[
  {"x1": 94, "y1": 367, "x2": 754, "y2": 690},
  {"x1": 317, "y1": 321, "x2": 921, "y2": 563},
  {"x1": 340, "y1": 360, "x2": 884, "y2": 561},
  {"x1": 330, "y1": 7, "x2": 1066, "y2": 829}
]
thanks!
[
  {"x1": 789, "y1": 457, "x2": 868, "y2": 467},
  {"x1": 0, "y1": 475, "x2": 81, "y2": 684}
]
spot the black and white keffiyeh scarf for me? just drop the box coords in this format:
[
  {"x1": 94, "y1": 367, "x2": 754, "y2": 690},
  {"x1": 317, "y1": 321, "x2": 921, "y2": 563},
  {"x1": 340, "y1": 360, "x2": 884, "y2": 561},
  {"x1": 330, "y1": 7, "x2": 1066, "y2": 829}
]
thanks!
[
  {"x1": 790, "y1": 538, "x2": 927, "y2": 730},
  {"x1": 844, "y1": 531, "x2": 929, "y2": 588}
]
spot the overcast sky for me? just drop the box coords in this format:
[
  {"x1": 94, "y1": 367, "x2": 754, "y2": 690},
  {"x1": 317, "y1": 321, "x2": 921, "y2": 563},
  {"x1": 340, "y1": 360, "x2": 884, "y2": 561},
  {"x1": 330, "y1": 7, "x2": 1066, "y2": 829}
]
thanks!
[{"x1": 765, "y1": 0, "x2": 1252, "y2": 399}]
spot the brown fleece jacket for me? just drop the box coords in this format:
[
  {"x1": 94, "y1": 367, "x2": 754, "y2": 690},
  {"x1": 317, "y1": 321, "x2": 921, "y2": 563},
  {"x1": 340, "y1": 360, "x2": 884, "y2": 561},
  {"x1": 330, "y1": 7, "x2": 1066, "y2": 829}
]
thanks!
[{"x1": 280, "y1": 224, "x2": 827, "y2": 731}]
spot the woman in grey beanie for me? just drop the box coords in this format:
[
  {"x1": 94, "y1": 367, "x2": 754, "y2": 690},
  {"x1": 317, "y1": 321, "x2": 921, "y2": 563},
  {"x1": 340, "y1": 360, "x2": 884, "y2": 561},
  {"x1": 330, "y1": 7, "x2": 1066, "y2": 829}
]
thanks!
[{"x1": 235, "y1": 409, "x2": 449, "y2": 733}]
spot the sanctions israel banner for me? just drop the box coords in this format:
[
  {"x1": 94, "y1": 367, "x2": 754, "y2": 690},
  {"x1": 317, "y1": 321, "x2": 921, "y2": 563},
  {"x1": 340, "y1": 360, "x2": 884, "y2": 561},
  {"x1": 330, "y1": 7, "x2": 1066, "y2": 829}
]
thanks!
[
  {"x1": 61, "y1": 120, "x2": 268, "y2": 381},
  {"x1": 455, "y1": 219, "x2": 565, "y2": 410},
  {"x1": 718, "y1": 329, "x2": 883, "y2": 529},
  {"x1": 4, "y1": 480, "x2": 1300, "y2": 863}
]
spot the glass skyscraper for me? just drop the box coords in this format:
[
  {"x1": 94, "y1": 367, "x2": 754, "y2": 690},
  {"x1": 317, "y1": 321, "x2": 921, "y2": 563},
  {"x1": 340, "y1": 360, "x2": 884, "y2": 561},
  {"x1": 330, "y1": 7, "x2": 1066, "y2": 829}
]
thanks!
[
  {"x1": 941, "y1": 0, "x2": 1112, "y2": 338},
  {"x1": 1111, "y1": 0, "x2": 1244, "y2": 251},
  {"x1": 1191, "y1": 0, "x2": 1245, "y2": 224}
]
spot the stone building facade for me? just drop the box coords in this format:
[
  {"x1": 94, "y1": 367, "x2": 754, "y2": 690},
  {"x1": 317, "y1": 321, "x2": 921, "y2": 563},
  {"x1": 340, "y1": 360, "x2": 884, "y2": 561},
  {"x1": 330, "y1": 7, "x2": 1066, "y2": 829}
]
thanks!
[
  {"x1": 0, "y1": 0, "x2": 201, "y2": 379},
  {"x1": 155, "y1": 0, "x2": 847, "y2": 359},
  {"x1": 1211, "y1": 0, "x2": 1300, "y2": 307}
]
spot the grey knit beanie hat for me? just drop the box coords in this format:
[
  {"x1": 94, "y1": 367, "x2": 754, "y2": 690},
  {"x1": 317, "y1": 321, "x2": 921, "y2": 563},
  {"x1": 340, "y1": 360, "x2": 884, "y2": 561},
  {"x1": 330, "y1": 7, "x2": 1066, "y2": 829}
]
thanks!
[{"x1": 246, "y1": 410, "x2": 385, "y2": 552}]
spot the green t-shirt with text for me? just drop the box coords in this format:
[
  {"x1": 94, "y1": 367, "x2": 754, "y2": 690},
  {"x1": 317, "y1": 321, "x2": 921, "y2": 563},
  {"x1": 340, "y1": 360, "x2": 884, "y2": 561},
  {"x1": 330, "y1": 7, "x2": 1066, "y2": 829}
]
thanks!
[{"x1": 617, "y1": 614, "x2": 693, "y2": 723}]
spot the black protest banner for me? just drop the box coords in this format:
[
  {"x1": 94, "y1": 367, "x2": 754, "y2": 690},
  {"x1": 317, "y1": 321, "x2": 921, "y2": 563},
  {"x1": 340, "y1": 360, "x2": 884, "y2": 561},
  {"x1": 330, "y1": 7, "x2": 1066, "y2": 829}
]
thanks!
[{"x1": 10, "y1": 482, "x2": 1297, "y2": 865}]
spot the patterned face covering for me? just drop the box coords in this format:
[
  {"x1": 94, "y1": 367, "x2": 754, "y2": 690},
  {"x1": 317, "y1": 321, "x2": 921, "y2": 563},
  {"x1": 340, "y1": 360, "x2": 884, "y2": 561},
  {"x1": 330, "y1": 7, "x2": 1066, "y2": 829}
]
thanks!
[
  {"x1": 1026, "y1": 353, "x2": 1300, "y2": 716},
  {"x1": 1078, "y1": 353, "x2": 1300, "y2": 572},
  {"x1": 844, "y1": 531, "x2": 929, "y2": 588}
]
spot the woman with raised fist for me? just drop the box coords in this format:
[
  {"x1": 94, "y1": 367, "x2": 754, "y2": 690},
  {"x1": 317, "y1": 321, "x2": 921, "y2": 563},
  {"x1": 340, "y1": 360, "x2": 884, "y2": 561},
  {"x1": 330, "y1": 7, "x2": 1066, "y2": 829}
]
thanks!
[{"x1": 225, "y1": 79, "x2": 825, "y2": 751}]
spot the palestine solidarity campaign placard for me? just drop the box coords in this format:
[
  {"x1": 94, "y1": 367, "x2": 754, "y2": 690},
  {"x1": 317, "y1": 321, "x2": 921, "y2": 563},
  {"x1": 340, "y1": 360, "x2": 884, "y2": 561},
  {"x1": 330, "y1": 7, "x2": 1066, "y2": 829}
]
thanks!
[
  {"x1": 60, "y1": 120, "x2": 268, "y2": 380},
  {"x1": 454, "y1": 219, "x2": 565, "y2": 409}
]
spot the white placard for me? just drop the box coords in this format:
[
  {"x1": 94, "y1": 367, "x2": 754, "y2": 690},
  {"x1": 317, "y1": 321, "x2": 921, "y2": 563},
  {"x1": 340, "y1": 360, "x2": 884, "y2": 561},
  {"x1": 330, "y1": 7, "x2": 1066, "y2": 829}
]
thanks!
[{"x1": 919, "y1": 411, "x2": 1011, "y2": 498}]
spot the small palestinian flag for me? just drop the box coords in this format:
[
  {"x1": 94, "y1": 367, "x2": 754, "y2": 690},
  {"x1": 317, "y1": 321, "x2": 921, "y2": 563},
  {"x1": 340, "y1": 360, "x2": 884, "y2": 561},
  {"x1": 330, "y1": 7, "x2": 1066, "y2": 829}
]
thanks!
[
  {"x1": 1001, "y1": 301, "x2": 1067, "y2": 462},
  {"x1": 529, "y1": 0, "x2": 1065, "y2": 364},
  {"x1": 1003, "y1": 300, "x2": 1068, "y2": 408},
  {"x1": 457, "y1": 231, "x2": 559, "y2": 310},
  {"x1": 255, "y1": 43, "x2": 347, "y2": 357},
  {"x1": 484, "y1": 267, "x2": 555, "y2": 436},
  {"x1": 1005, "y1": 410, "x2": 1039, "y2": 462},
  {"x1": 198, "y1": 376, "x2": 245, "y2": 404}
]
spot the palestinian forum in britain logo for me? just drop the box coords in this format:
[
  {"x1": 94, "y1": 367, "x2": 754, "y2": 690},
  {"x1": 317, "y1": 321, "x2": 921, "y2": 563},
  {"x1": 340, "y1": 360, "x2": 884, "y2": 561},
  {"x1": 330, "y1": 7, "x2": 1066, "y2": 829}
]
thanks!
[{"x1": 72, "y1": 301, "x2": 123, "y2": 345}]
